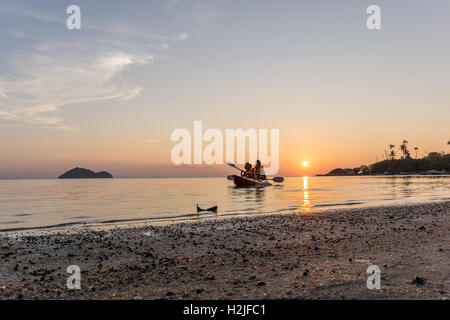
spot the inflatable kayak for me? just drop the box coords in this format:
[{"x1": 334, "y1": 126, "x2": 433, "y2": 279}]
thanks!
[{"x1": 232, "y1": 175, "x2": 265, "y2": 187}]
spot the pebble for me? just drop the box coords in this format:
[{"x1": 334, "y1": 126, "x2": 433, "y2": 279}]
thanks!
[{"x1": 411, "y1": 277, "x2": 426, "y2": 286}]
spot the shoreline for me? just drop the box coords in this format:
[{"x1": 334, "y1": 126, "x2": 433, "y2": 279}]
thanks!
[
  {"x1": 1, "y1": 201, "x2": 449, "y2": 299},
  {"x1": 2, "y1": 199, "x2": 449, "y2": 236}
]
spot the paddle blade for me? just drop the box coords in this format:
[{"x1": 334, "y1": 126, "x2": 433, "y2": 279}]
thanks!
[
  {"x1": 263, "y1": 182, "x2": 272, "y2": 187},
  {"x1": 272, "y1": 177, "x2": 284, "y2": 183},
  {"x1": 226, "y1": 162, "x2": 236, "y2": 168},
  {"x1": 227, "y1": 175, "x2": 234, "y2": 180}
]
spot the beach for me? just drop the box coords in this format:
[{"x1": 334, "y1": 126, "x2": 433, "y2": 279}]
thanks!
[{"x1": 0, "y1": 201, "x2": 449, "y2": 300}]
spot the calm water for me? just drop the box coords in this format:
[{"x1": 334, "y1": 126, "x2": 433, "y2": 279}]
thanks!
[{"x1": 0, "y1": 176, "x2": 449, "y2": 232}]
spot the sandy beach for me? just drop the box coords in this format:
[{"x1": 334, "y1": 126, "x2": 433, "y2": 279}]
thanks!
[{"x1": 0, "y1": 201, "x2": 449, "y2": 300}]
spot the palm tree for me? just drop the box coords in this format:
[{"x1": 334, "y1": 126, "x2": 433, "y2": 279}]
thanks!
[
  {"x1": 399, "y1": 139, "x2": 411, "y2": 159},
  {"x1": 389, "y1": 144, "x2": 396, "y2": 160},
  {"x1": 414, "y1": 147, "x2": 419, "y2": 158}
]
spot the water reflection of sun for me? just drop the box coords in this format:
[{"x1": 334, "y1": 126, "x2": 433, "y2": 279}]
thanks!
[
  {"x1": 302, "y1": 176, "x2": 311, "y2": 212},
  {"x1": 303, "y1": 176, "x2": 308, "y2": 189}
]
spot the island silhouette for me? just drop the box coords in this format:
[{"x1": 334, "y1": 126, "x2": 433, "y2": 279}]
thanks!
[{"x1": 58, "y1": 167, "x2": 113, "y2": 179}]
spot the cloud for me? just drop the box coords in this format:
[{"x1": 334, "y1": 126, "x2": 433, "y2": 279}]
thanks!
[
  {"x1": 10, "y1": 7, "x2": 64, "y2": 25},
  {"x1": 0, "y1": 3, "x2": 197, "y2": 129},
  {"x1": 0, "y1": 42, "x2": 152, "y2": 129},
  {"x1": 0, "y1": 30, "x2": 189, "y2": 130},
  {"x1": 0, "y1": 0, "x2": 236, "y2": 129},
  {"x1": 176, "y1": 33, "x2": 190, "y2": 41}
]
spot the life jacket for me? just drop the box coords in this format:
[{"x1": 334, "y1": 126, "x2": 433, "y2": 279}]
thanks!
[
  {"x1": 255, "y1": 165, "x2": 266, "y2": 179},
  {"x1": 244, "y1": 168, "x2": 255, "y2": 178}
]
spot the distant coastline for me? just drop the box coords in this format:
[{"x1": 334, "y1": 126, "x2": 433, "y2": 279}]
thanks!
[
  {"x1": 316, "y1": 169, "x2": 449, "y2": 177},
  {"x1": 317, "y1": 143, "x2": 450, "y2": 177}
]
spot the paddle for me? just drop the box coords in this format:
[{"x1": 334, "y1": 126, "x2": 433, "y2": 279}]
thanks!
[
  {"x1": 226, "y1": 162, "x2": 276, "y2": 187},
  {"x1": 226, "y1": 163, "x2": 284, "y2": 183},
  {"x1": 270, "y1": 176, "x2": 284, "y2": 183}
]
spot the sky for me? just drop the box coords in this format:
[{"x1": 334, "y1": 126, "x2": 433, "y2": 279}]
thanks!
[{"x1": 0, "y1": 0, "x2": 449, "y2": 178}]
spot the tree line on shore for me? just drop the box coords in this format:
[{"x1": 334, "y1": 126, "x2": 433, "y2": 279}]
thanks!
[{"x1": 320, "y1": 140, "x2": 450, "y2": 176}]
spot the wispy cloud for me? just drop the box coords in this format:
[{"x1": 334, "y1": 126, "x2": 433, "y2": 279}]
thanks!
[
  {"x1": 0, "y1": 0, "x2": 234, "y2": 129},
  {"x1": 0, "y1": 41, "x2": 153, "y2": 129},
  {"x1": 0, "y1": 6, "x2": 191, "y2": 130}
]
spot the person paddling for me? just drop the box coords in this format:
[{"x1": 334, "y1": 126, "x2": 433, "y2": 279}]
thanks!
[
  {"x1": 242, "y1": 162, "x2": 256, "y2": 178},
  {"x1": 254, "y1": 160, "x2": 266, "y2": 180}
]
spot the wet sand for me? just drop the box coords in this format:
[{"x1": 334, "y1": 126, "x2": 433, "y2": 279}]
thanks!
[{"x1": 0, "y1": 201, "x2": 449, "y2": 300}]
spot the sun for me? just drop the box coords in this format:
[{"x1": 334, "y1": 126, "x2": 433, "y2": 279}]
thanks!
[{"x1": 302, "y1": 161, "x2": 309, "y2": 167}]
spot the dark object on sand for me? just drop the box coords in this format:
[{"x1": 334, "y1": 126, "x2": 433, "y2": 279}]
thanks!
[
  {"x1": 196, "y1": 204, "x2": 218, "y2": 213},
  {"x1": 58, "y1": 167, "x2": 113, "y2": 179},
  {"x1": 411, "y1": 276, "x2": 426, "y2": 286}
]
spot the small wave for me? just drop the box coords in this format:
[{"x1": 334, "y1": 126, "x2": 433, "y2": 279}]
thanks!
[
  {"x1": 313, "y1": 202, "x2": 364, "y2": 208},
  {"x1": 273, "y1": 208, "x2": 296, "y2": 213},
  {"x1": 68, "y1": 216, "x2": 92, "y2": 219},
  {"x1": 2, "y1": 220, "x2": 26, "y2": 225},
  {"x1": 0, "y1": 211, "x2": 220, "y2": 232},
  {"x1": 233, "y1": 208, "x2": 257, "y2": 212},
  {"x1": 0, "y1": 221, "x2": 87, "y2": 232}
]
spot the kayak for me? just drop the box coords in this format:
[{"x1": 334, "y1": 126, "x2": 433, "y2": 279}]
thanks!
[{"x1": 232, "y1": 175, "x2": 265, "y2": 188}]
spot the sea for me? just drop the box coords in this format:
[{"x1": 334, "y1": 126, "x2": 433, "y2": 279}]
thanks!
[{"x1": 0, "y1": 176, "x2": 449, "y2": 232}]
